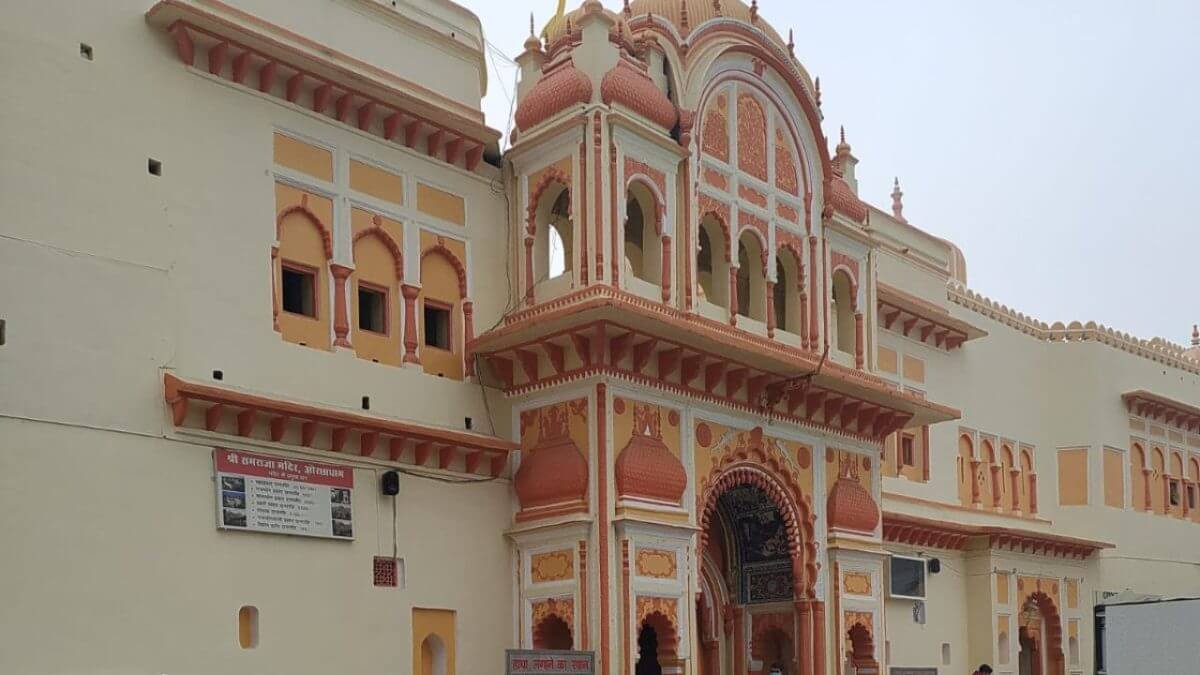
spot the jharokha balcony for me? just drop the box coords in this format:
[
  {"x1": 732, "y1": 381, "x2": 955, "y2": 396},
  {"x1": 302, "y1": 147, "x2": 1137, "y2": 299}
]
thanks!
[{"x1": 470, "y1": 284, "x2": 960, "y2": 442}]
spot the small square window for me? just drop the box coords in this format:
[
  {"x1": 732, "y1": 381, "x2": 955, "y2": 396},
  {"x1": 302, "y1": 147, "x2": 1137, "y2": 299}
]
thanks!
[
  {"x1": 281, "y1": 266, "x2": 316, "y2": 317},
  {"x1": 900, "y1": 434, "x2": 915, "y2": 467},
  {"x1": 358, "y1": 285, "x2": 387, "y2": 334},
  {"x1": 79, "y1": 43, "x2": 94, "y2": 61},
  {"x1": 423, "y1": 303, "x2": 451, "y2": 349},
  {"x1": 148, "y1": 158, "x2": 162, "y2": 176},
  {"x1": 1188, "y1": 485, "x2": 1196, "y2": 510}
]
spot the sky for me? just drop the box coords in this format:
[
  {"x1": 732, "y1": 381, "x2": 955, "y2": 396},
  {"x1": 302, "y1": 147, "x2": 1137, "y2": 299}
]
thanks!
[{"x1": 467, "y1": 0, "x2": 1200, "y2": 345}]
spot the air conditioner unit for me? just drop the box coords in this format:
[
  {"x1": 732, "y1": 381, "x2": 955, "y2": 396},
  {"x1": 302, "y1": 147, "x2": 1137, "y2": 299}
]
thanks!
[{"x1": 888, "y1": 555, "x2": 927, "y2": 601}]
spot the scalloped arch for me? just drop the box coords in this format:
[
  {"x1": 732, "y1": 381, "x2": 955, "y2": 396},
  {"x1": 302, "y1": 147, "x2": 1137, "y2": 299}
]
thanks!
[
  {"x1": 276, "y1": 204, "x2": 333, "y2": 259},
  {"x1": 353, "y1": 223, "x2": 404, "y2": 278},
  {"x1": 421, "y1": 242, "x2": 468, "y2": 298}
]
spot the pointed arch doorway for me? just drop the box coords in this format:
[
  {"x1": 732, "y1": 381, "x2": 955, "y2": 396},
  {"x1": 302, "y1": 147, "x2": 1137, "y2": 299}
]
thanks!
[{"x1": 1018, "y1": 592, "x2": 1065, "y2": 675}]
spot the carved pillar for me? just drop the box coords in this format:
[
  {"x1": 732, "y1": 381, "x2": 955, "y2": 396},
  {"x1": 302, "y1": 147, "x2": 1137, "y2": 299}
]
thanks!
[
  {"x1": 812, "y1": 600, "x2": 826, "y2": 675},
  {"x1": 797, "y1": 601, "x2": 813, "y2": 675},
  {"x1": 728, "y1": 266, "x2": 739, "y2": 326},
  {"x1": 462, "y1": 299, "x2": 475, "y2": 377},
  {"x1": 808, "y1": 236, "x2": 819, "y2": 351},
  {"x1": 523, "y1": 236, "x2": 535, "y2": 305},
  {"x1": 330, "y1": 264, "x2": 353, "y2": 348},
  {"x1": 661, "y1": 234, "x2": 672, "y2": 303},
  {"x1": 970, "y1": 460, "x2": 983, "y2": 505},
  {"x1": 1010, "y1": 468, "x2": 1022, "y2": 513},
  {"x1": 991, "y1": 464, "x2": 1004, "y2": 508},
  {"x1": 766, "y1": 280, "x2": 777, "y2": 338},
  {"x1": 799, "y1": 288, "x2": 809, "y2": 350},
  {"x1": 401, "y1": 284, "x2": 420, "y2": 364},
  {"x1": 1142, "y1": 468, "x2": 1153, "y2": 511},
  {"x1": 1029, "y1": 472, "x2": 1039, "y2": 514},
  {"x1": 270, "y1": 245, "x2": 280, "y2": 332},
  {"x1": 733, "y1": 605, "x2": 746, "y2": 675},
  {"x1": 853, "y1": 310, "x2": 865, "y2": 369}
]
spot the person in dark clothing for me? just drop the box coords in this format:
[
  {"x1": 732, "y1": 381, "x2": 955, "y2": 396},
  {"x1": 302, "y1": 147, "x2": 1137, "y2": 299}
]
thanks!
[{"x1": 972, "y1": 665, "x2": 994, "y2": 675}]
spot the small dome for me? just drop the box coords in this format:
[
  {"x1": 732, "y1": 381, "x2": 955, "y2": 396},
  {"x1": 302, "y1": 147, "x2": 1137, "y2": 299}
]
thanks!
[
  {"x1": 514, "y1": 59, "x2": 593, "y2": 132},
  {"x1": 826, "y1": 474, "x2": 880, "y2": 534},
  {"x1": 616, "y1": 434, "x2": 687, "y2": 505},
  {"x1": 601, "y1": 57, "x2": 678, "y2": 130},
  {"x1": 513, "y1": 434, "x2": 588, "y2": 510},
  {"x1": 827, "y1": 177, "x2": 868, "y2": 223}
]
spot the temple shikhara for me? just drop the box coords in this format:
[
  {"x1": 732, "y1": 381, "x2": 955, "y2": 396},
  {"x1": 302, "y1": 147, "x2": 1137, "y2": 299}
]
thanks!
[{"x1": 3, "y1": 1, "x2": 1199, "y2": 674}]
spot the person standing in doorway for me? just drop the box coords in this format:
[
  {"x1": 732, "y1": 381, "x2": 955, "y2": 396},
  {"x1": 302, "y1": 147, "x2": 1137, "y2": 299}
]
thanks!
[{"x1": 972, "y1": 665, "x2": 994, "y2": 675}]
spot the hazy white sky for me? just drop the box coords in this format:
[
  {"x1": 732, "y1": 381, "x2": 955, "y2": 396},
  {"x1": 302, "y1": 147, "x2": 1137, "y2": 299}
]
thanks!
[{"x1": 469, "y1": 0, "x2": 1199, "y2": 345}]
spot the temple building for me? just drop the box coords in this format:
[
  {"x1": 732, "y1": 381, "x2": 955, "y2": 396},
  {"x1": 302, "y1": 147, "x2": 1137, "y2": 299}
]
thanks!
[{"x1": 2, "y1": 1, "x2": 1199, "y2": 674}]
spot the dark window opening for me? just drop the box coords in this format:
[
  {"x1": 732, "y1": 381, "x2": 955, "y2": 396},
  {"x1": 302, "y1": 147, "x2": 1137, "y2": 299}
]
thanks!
[
  {"x1": 697, "y1": 228, "x2": 713, "y2": 274},
  {"x1": 423, "y1": 303, "x2": 451, "y2": 350},
  {"x1": 1188, "y1": 485, "x2": 1196, "y2": 510},
  {"x1": 635, "y1": 624, "x2": 662, "y2": 675},
  {"x1": 358, "y1": 286, "x2": 387, "y2": 334},
  {"x1": 1169, "y1": 480, "x2": 1181, "y2": 507},
  {"x1": 281, "y1": 266, "x2": 316, "y2": 317},
  {"x1": 80, "y1": 43, "x2": 94, "y2": 61},
  {"x1": 148, "y1": 158, "x2": 162, "y2": 176},
  {"x1": 900, "y1": 434, "x2": 915, "y2": 467}
]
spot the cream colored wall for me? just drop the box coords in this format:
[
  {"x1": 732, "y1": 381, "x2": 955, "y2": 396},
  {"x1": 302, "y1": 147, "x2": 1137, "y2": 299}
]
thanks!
[
  {"x1": 883, "y1": 546, "x2": 970, "y2": 672},
  {"x1": 0, "y1": 2, "x2": 512, "y2": 672}
]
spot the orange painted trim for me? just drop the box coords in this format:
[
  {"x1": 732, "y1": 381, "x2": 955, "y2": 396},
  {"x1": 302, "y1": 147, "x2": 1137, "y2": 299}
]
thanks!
[
  {"x1": 1123, "y1": 390, "x2": 1200, "y2": 432},
  {"x1": 882, "y1": 511, "x2": 1111, "y2": 557},
  {"x1": 514, "y1": 500, "x2": 589, "y2": 523},
  {"x1": 596, "y1": 383, "x2": 610, "y2": 675},
  {"x1": 621, "y1": 538, "x2": 631, "y2": 675},
  {"x1": 578, "y1": 539, "x2": 588, "y2": 650},
  {"x1": 884, "y1": 491, "x2": 1049, "y2": 523},
  {"x1": 163, "y1": 373, "x2": 514, "y2": 454}
]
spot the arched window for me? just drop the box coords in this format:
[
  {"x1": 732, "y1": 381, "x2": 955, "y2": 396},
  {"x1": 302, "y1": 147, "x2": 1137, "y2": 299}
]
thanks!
[
  {"x1": 1152, "y1": 447, "x2": 1166, "y2": 514},
  {"x1": 351, "y1": 213, "x2": 403, "y2": 366},
  {"x1": 421, "y1": 246, "x2": 466, "y2": 381},
  {"x1": 1132, "y1": 444, "x2": 1147, "y2": 511},
  {"x1": 624, "y1": 182, "x2": 663, "y2": 288},
  {"x1": 697, "y1": 215, "x2": 729, "y2": 308},
  {"x1": 982, "y1": 440, "x2": 996, "y2": 506},
  {"x1": 958, "y1": 435, "x2": 974, "y2": 506},
  {"x1": 275, "y1": 189, "x2": 333, "y2": 350},
  {"x1": 1020, "y1": 449, "x2": 1035, "y2": 512},
  {"x1": 831, "y1": 270, "x2": 856, "y2": 355},
  {"x1": 420, "y1": 633, "x2": 448, "y2": 675},
  {"x1": 774, "y1": 249, "x2": 802, "y2": 335},
  {"x1": 529, "y1": 183, "x2": 572, "y2": 296},
  {"x1": 735, "y1": 232, "x2": 765, "y2": 321},
  {"x1": 1001, "y1": 445, "x2": 1016, "y2": 511},
  {"x1": 636, "y1": 623, "x2": 663, "y2": 675},
  {"x1": 533, "y1": 614, "x2": 573, "y2": 651}
]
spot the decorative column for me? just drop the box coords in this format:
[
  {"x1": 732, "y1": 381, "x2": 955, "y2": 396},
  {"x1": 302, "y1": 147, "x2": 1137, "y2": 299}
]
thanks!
[
  {"x1": 797, "y1": 601, "x2": 813, "y2": 675},
  {"x1": 1010, "y1": 468, "x2": 1022, "y2": 513},
  {"x1": 728, "y1": 266, "x2": 739, "y2": 326},
  {"x1": 853, "y1": 310, "x2": 865, "y2": 369},
  {"x1": 401, "y1": 283, "x2": 420, "y2": 365},
  {"x1": 765, "y1": 281, "x2": 777, "y2": 338},
  {"x1": 523, "y1": 236, "x2": 535, "y2": 305},
  {"x1": 812, "y1": 600, "x2": 826, "y2": 675},
  {"x1": 661, "y1": 235, "x2": 672, "y2": 303},
  {"x1": 1028, "y1": 472, "x2": 1039, "y2": 514},
  {"x1": 991, "y1": 464, "x2": 1004, "y2": 508},
  {"x1": 732, "y1": 605, "x2": 746, "y2": 675},
  {"x1": 270, "y1": 245, "x2": 280, "y2": 332},
  {"x1": 330, "y1": 264, "x2": 353, "y2": 349},
  {"x1": 970, "y1": 460, "x2": 983, "y2": 505},
  {"x1": 808, "y1": 236, "x2": 819, "y2": 351},
  {"x1": 799, "y1": 288, "x2": 809, "y2": 350},
  {"x1": 1142, "y1": 468, "x2": 1153, "y2": 511},
  {"x1": 462, "y1": 299, "x2": 475, "y2": 377}
]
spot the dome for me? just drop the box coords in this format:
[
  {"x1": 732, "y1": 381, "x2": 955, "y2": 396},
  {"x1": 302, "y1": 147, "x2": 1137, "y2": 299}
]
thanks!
[
  {"x1": 545, "y1": 0, "x2": 787, "y2": 51},
  {"x1": 513, "y1": 434, "x2": 589, "y2": 510},
  {"x1": 514, "y1": 59, "x2": 594, "y2": 132},
  {"x1": 601, "y1": 56, "x2": 678, "y2": 129},
  {"x1": 827, "y1": 177, "x2": 868, "y2": 223},
  {"x1": 826, "y1": 474, "x2": 880, "y2": 534},
  {"x1": 615, "y1": 433, "x2": 687, "y2": 504}
]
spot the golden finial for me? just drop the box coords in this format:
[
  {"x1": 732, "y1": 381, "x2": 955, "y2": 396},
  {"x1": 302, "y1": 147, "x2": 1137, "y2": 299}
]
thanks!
[{"x1": 787, "y1": 28, "x2": 795, "y2": 57}]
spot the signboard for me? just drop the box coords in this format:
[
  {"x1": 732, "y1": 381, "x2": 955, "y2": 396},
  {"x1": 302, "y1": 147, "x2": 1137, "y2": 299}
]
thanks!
[
  {"x1": 506, "y1": 650, "x2": 595, "y2": 675},
  {"x1": 214, "y1": 448, "x2": 354, "y2": 540}
]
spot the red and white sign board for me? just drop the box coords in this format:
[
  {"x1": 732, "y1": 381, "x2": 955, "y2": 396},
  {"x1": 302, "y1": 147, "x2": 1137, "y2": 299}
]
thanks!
[
  {"x1": 506, "y1": 650, "x2": 595, "y2": 675},
  {"x1": 213, "y1": 448, "x2": 354, "y2": 540}
]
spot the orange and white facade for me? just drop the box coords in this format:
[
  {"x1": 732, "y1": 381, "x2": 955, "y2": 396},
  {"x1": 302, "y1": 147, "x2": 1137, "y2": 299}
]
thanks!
[{"x1": 1, "y1": 1, "x2": 1198, "y2": 675}]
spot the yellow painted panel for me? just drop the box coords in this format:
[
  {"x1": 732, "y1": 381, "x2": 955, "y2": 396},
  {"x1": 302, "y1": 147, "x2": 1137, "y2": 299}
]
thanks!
[
  {"x1": 1057, "y1": 448, "x2": 1089, "y2": 506},
  {"x1": 902, "y1": 354, "x2": 925, "y2": 383},
  {"x1": 1104, "y1": 448, "x2": 1125, "y2": 508},
  {"x1": 419, "y1": 233, "x2": 466, "y2": 380},
  {"x1": 996, "y1": 572, "x2": 1010, "y2": 605},
  {"x1": 613, "y1": 399, "x2": 682, "y2": 459},
  {"x1": 1150, "y1": 425, "x2": 1166, "y2": 438},
  {"x1": 350, "y1": 160, "x2": 404, "y2": 204},
  {"x1": 1129, "y1": 418, "x2": 1145, "y2": 431},
  {"x1": 417, "y1": 182, "x2": 466, "y2": 225},
  {"x1": 877, "y1": 346, "x2": 898, "y2": 374},
  {"x1": 275, "y1": 183, "x2": 331, "y2": 351},
  {"x1": 1066, "y1": 579, "x2": 1079, "y2": 609},
  {"x1": 412, "y1": 608, "x2": 456, "y2": 675},
  {"x1": 273, "y1": 132, "x2": 333, "y2": 182}
]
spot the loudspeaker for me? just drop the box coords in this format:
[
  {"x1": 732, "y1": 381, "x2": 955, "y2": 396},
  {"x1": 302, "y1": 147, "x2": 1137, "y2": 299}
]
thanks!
[
  {"x1": 929, "y1": 558, "x2": 942, "y2": 574},
  {"x1": 380, "y1": 470, "x2": 400, "y2": 496}
]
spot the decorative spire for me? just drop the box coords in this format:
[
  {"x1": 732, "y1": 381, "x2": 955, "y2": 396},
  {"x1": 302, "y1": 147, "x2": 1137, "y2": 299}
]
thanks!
[
  {"x1": 815, "y1": 76, "x2": 822, "y2": 107},
  {"x1": 750, "y1": 0, "x2": 759, "y2": 22},
  {"x1": 680, "y1": 0, "x2": 690, "y2": 33},
  {"x1": 530, "y1": 12, "x2": 535, "y2": 36},
  {"x1": 713, "y1": 0, "x2": 722, "y2": 16},
  {"x1": 1192, "y1": 324, "x2": 1199, "y2": 347},
  {"x1": 523, "y1": 13, "x2": 542, "y2": 51},
  {"x1": 837, "y1": 125, "x2": 851, "y2": 155},
  {"x1": 623, "y1": 0, "x2": 631, "y2": 17},
  {"x1": 891, "y1": 177, "x2": 906, "y2": 223},
  {"x1": 787, "y1": 29, "x2": 795, "y2": 57}
]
